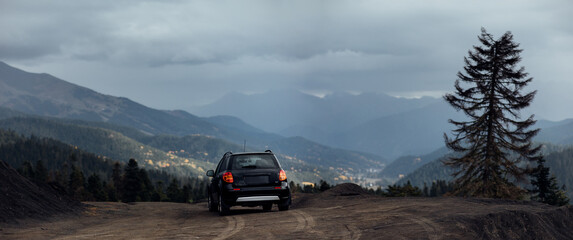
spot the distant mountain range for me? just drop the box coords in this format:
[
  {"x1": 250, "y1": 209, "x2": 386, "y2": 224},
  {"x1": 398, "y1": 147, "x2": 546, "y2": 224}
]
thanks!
[
  {"x1": 193, "y1": 85, "x2": 573, "y2": 160},
  {"x1": 536, "y1": 119, "x2": 573, "y2": 145},
  {"x1": 0, "y1": 61, "x2": 281, "y2": 146},
  {"x1": 192, "y1": 88, "x2": 460, "y2": 159},
  {"x1": 193, "y1": 89, "x2": 440, "y2": 133},
  {"x1": 192, "y1": 89, "x2": 449, "y2": 158},
  {"x1": 0, "y1": 61, "x2": 386, "y2": 184},
  {"x1": 2, "y1": 60, "x2": 571, "y2": 188}
]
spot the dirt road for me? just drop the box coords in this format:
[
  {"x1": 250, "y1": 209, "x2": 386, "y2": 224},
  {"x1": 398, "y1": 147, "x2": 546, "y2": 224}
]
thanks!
[{"x1": 2, "y1": 191, "x2": 572, "y2": 239}]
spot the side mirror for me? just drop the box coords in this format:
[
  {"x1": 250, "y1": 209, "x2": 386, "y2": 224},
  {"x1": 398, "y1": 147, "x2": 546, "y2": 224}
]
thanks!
[{"x1": 206, "y1": 170, "x2": 215, "y2": 177}]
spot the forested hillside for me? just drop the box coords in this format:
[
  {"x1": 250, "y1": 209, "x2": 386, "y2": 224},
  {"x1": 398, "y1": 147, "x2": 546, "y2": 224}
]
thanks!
[
  {"x1": 0, "y1": 117, "x2": 213, "y2": 177},
  {"x1": 0, "y1": 129, "x2": 208, "y2": 203},
  {"x1": 397, "y1": 143, "x2": 573, "y2": 200},
  {"x1": 266, "y1": 136, "x2": 387, "y2": 170},
  {"x1": 0, "y1": 61, "x2": 389, "y2": 185},
  {"x1": 379, "y1": 147, "x2": 449, "y2": 180},
  {"x1": 0, "y1": 113, "x2": 362, "y2": 184},
  {"x1": 543, "y1": 147, "x2": 573, "y2": 198}
]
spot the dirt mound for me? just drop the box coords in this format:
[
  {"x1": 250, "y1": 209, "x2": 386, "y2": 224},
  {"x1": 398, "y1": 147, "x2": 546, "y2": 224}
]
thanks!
[
  {"x1": 292, "y1": 183, "x2": 372, "y2": 208},
  {"x1": 0, "y1": 160, "x2": 81, "y2": 223},
  {"x1": 322, "y1": 183, "x2": 371, "y2": 197}
]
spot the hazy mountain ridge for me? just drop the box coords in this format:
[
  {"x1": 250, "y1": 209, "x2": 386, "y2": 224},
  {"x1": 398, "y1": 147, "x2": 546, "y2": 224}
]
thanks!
[
  {"x1": 0, "y1": 61, "x2": 276, "y2": 143},
  {"x1": 193, "y1": 89, "x2": 440, "y2": 132},
  {"x1": 0, "y1": 61, "x2": 387, "y2": 184},
  {"x1": 266, "y1": 136, "x2": 387, "y2": 170},
  {"x1": 379, "y1": 147, "x2": 450, "y2": 180},
  {"x1": 332, "y1": 101, "x2": 461, "y2": 158},
  {"x1": 2, "y1": 61, "x2": 572, "y2": 188},
  {"x1": 536, "y1": 120, "x2": 573, "y2": 145},
  {"x1": 192, "y1": 83, "x2": 573, "y2": 160},
  {"x1": 193, "y1": 89, "x2": 457, "y2": 159}
]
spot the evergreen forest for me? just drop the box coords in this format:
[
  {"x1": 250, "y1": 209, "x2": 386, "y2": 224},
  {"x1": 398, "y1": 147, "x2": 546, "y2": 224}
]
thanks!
[{"x1": 0, "y1": 129, "x2": 208, "y2": 203}]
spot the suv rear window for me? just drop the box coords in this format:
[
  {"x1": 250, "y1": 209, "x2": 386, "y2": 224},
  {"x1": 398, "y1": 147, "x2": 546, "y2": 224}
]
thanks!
[{"x1": 229, "y1": 154, "x2": 279, "y2": 170}]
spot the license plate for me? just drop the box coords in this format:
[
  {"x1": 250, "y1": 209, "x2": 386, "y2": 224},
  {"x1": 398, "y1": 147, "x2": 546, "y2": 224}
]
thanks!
[{"x1": 245, "y1": 175, "x2": 269, "y2": 185}]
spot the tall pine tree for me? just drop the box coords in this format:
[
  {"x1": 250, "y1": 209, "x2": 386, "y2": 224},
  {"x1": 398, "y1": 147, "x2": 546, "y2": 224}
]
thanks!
[
  {"x1": 444, "y1": 28, "x2": 541, "y2": 199},
  {"x1": 87, "y1": 173, "x2": 108, "y2": 201},
  {"x1": 122, "y1": 158, "x2": 142, "y2": 203},
  {"x1": 112, "y1": 162, "x2": 123, "y2": 201}
]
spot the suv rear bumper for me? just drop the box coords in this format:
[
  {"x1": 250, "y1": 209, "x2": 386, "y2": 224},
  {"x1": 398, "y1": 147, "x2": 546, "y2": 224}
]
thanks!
[
  {"x1": 236, "y1": 196, "x2": 280, "y2": 202},
  {"x1": 220, "y1": 184, "x2": 291, "y2": 207}
]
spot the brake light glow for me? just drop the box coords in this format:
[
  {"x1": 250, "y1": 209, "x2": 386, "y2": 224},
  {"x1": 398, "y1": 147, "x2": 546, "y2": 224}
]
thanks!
[
  {"x1": 223, "y1": 172, "x2": 234, "y2": 183},
  {"x1": 279, "y1": 170, "x2": 287, "y2": 181}
]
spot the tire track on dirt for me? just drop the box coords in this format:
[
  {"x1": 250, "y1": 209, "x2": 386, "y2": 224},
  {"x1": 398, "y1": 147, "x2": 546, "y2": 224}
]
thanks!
[
  {"x1": 213, "y1": 215, "x2": 245, "y2": 240},
  {"x1": 291, "y1": 209, "x2": 359, "y2": 239},
  {"x1": 289, "y1": 210, "x2": 362, "y2": 239},
  {"x1": 291, "y1": 210, "x2": 316, "y2": 232},
  {"x1": 408, "y1": 215, "x2": 440, "y2": 240},
  {"x1": 320, "y1": 204, "x2": 363, "y2": 239},
  {"x1": 343, "y1": 224, "x2": 362, "y2": 240}
]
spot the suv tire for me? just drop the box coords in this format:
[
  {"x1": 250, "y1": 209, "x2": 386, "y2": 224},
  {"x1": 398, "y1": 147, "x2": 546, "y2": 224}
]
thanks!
[
  {"x1": 218, "y1": 193, "x2": 230, "y2": 216},
  {"x1": 278, "y1": 204, "x2": 289, "y2": 211},
  {"x1": 208, "y1": 192, "x2": 217, "y2": 212},
  {"x1": 278, "y1": 195, "x2": 291, "y2": 211}
]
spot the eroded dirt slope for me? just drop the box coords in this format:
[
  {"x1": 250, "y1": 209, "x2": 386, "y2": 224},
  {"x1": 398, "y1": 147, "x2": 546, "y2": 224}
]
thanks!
[{"x1": 0, "y1": 160, "x2": 80, "y2": 223}]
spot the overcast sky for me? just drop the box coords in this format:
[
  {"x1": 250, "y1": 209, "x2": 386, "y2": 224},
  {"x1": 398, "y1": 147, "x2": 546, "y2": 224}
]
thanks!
[{"x1": 1, "y1": 0, "x2": 572, "y2": 120}]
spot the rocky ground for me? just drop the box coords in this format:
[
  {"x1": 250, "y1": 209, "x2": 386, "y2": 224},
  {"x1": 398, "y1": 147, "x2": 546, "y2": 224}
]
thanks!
[{"x1": 1, "y1": 181, "x2": 572, "y2": 240}]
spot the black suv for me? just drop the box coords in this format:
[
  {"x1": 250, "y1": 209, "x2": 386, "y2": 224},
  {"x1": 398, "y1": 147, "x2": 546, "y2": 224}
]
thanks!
[{"x1": 206, "y1": 150, "x2": 291, "y2": 215}]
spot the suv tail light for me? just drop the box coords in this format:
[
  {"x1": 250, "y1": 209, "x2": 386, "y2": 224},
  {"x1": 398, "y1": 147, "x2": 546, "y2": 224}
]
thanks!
[
  {"x1": 223, "y1": 172, "x2": 234, "y2": 183},
  {"x1": 279, "y1": 170, "x2": 287, "y2": 181}
]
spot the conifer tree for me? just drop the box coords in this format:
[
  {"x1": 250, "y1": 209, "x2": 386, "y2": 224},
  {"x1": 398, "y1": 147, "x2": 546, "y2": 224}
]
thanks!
[
  {"x1": 530, "y1": 157, "x2": 569, "y2": 206},
  {"x1": 152, "y1": 180, "x2": 167, "y2": 202},
  {"x1": 104, "y1": 181, "x2": 118, "y2": 202},
  {"x1": 167, "y1": 178, "x2": 182, "y2": 202},
  {"x1": 34, "y1": 160, "x2": 48, "y2": 184},
  {"x1": 18, "y1": 161, "x2": 35, "y2": 179},
  {"x1": 182, "y1": 185, "x2": 191, "y2": 203},
  {"x1": 138, "y1": 169, "x2": 153, "y2": 202},
  {"x1": 122, "y1": 158, "x2": 142, "y2": 202},
  {"x1": 87, "y1": 173, "x2": 108, "y2": 201},
  {"x1": 385, "y1": 181, "x2": 422, "y2": 197},
  {"x1": 112, "y1": 162, "x2": 123, "y2": 200},
  {"x1": 68, "y1": 165, "x2": 86, "y2": 198},
  {"x1": 319, "y1": 180, "x2": 331, "y2": 192},
  {"x1": 444, "y1": 28, "x2": 541, "y2": 199}
]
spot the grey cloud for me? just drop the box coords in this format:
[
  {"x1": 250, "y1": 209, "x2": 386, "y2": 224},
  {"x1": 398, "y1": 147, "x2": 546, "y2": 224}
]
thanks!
[{"x1": 1, "y1": 0, "x2": 572, "y2": 120}]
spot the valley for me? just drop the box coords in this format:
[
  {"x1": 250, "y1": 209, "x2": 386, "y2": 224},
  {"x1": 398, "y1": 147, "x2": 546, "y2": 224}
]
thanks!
[{"x1": 2, "y1": 60, "x2": 573, "y2": 197}]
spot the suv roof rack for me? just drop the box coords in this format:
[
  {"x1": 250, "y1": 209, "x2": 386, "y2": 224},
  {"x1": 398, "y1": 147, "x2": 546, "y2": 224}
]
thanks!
[{"x1": 264, "y1": 150, "x2": 272, "y2": 153}]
